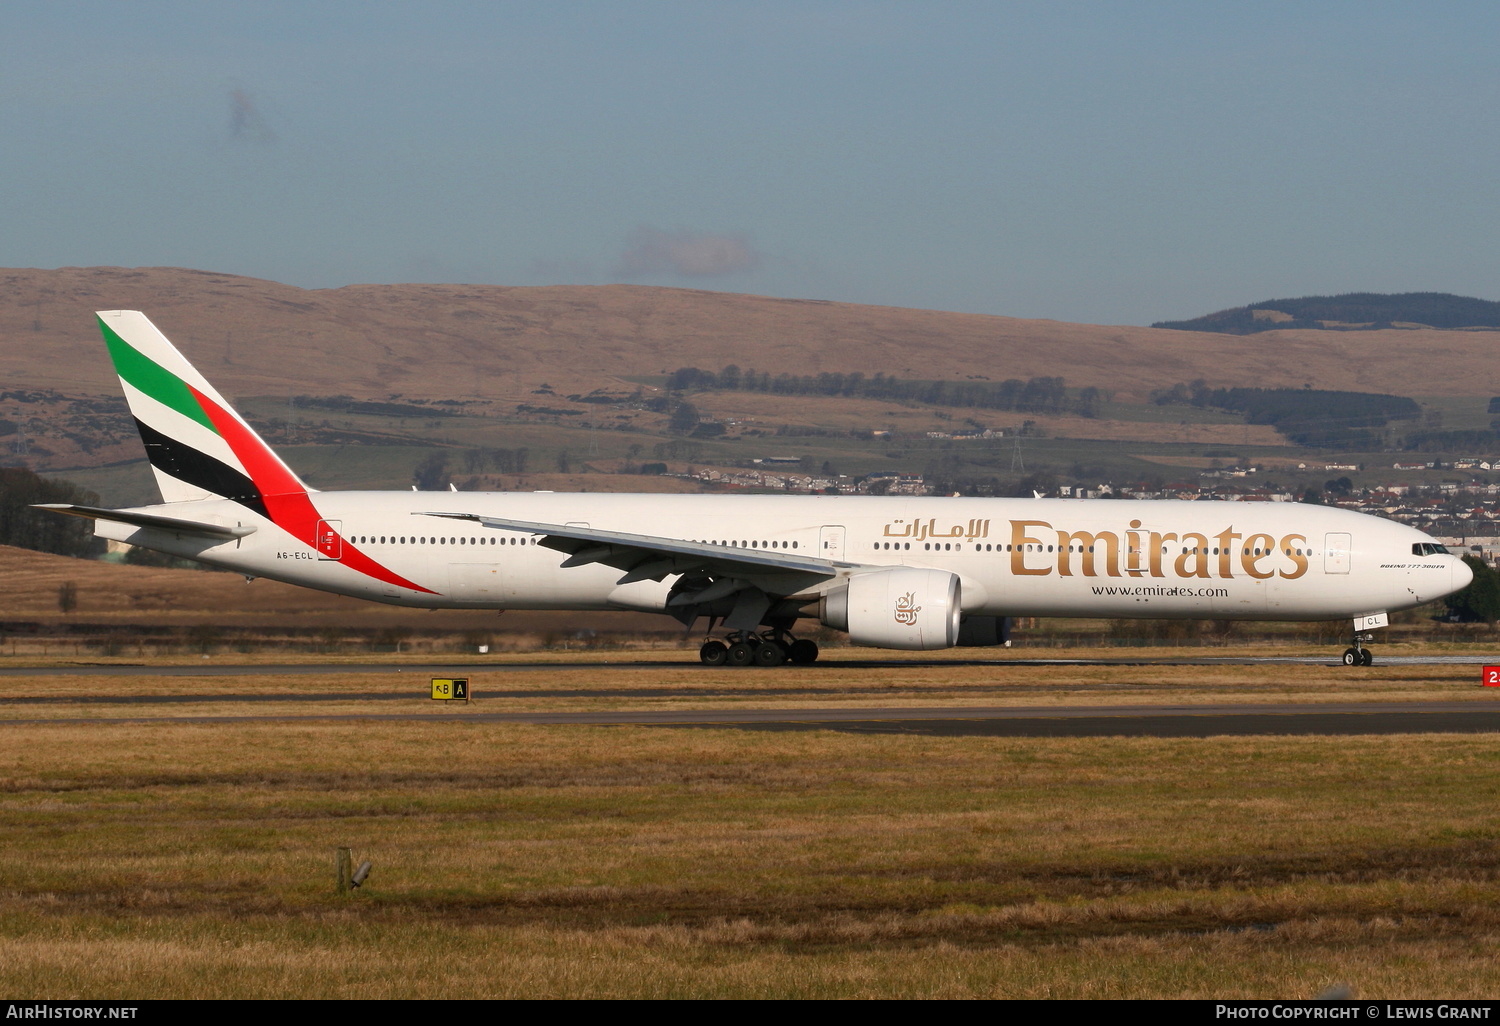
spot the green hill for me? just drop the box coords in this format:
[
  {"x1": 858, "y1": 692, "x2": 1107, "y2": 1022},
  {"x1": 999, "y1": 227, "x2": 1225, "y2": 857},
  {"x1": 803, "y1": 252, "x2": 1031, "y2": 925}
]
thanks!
[{"x1": 1153, "y1": 292, "x2": 1500, "y2": 334}]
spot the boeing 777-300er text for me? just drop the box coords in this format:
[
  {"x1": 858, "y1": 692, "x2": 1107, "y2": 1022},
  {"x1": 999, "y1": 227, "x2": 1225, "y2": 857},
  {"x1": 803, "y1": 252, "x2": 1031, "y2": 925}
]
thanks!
[{"x1": 37, "y1": 311, "x2": 1473, "y2": 667}]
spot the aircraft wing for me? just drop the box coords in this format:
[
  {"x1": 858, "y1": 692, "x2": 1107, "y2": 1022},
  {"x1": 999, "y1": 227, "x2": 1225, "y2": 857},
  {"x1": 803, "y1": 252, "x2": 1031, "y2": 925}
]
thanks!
[
  {"x1": 417, "y1": 510, "x2": 852, "y2": 584},
  {"x1": 33, "y1": 504, "x2": 257, "y2": 539},
  {"x1": 418, "y1": 510, "x2": 861, "y2": 629}
]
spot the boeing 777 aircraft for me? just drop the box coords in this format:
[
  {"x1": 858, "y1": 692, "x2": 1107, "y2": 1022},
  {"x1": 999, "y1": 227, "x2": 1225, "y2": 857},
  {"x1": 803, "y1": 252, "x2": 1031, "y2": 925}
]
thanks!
[{"x1": 38, "y1": 311, "x2": 1473, "y2": 667}]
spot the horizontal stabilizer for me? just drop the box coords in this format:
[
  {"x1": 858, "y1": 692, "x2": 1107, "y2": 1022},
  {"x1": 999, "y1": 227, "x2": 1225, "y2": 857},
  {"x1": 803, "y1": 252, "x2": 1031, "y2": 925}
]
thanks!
[{"x1": 32, "y1": 504, "x2": 257, "y2": 539}]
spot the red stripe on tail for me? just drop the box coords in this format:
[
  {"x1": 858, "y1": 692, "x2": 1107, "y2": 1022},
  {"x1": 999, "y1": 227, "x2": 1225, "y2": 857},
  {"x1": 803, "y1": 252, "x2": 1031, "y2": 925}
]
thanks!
[{"x1": 188, "y1": 385, "x2": 437, "y2": 595}]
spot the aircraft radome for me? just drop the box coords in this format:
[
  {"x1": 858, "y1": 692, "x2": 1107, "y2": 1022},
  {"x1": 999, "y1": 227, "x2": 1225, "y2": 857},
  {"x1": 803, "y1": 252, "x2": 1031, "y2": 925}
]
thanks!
[{"x1": 36, "y1": 311, "x2": 1473, "y2": 668}]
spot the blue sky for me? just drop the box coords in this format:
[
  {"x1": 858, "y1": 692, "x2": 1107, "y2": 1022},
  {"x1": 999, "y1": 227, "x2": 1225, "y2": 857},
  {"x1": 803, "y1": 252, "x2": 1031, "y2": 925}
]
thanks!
[{"x1": 4, "y1": 1, "x2": 1498, "y2": 325}]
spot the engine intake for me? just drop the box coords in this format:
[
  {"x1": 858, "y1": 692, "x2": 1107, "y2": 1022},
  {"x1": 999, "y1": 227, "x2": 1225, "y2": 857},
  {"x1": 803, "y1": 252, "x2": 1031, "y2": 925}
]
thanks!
[{"x1": 820, "y1": 568, "x2": 961, "y2": 650}]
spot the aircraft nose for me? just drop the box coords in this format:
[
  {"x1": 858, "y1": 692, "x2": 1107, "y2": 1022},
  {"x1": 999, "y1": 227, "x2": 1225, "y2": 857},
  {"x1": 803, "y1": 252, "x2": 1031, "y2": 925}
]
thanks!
[{"x1": 1453, "y1": 557, "x2": 1474, "y2": 594}]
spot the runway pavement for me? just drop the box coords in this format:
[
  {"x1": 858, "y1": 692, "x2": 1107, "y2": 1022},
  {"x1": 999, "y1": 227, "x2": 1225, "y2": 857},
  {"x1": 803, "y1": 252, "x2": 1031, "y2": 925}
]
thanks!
[
  {"x1": 1, "y1": 700, "x2": 1497, "y2": 737},
  {"x1": 3, "y1": 654, "x2": 1497, "y2": 736}
]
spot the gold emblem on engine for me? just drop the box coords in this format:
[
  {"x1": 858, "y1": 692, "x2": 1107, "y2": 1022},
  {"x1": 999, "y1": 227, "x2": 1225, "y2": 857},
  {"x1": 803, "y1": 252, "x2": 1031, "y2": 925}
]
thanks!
[{"x1": 893, "y1": 591, "x2": 921, "y2": 626}]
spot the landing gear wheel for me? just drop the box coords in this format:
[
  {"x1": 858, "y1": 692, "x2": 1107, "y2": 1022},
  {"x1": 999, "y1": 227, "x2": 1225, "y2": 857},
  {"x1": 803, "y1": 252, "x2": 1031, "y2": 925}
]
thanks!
[
  {"x1": 753, "y1": 641, "x2": 787, "y2": 667},
  {"x1": 700, "y1": 640, "x2": 728, "y2": 666},
  {"x1": 1342, "y1": 648, "x2": 1360, "y2": 666},
  {"x1": 1360, "y1": 648, "x2": 1374, "y2": 666},
  {"x1": 727, "y1": 641, "x2": 756, "y2": 667},
  {"x1": 788, "y1": 639, "x2": 820, "y2": 665}
]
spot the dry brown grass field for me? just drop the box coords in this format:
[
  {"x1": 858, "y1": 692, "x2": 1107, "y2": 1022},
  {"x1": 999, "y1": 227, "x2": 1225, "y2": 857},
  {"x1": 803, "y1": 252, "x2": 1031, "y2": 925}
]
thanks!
[
  {"x1": 0, "y1": 545, "x2": 668, "y2": 638},
  {"x1": 2, "y1": 655, "x2": 1500, "y2": 998}
]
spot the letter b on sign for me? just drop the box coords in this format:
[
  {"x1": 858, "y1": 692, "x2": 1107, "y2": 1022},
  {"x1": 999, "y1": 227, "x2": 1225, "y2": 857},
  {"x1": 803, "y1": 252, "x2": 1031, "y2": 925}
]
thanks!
[{"x1": 431, "y1": 677, "x2": 470, "y2": 701}]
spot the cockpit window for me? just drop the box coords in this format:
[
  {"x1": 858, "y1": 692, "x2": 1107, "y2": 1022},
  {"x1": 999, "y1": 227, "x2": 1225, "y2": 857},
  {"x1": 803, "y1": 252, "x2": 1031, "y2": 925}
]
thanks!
[{"x1": 1412, "y1": 542, "x2": 1450, "y2": 556}]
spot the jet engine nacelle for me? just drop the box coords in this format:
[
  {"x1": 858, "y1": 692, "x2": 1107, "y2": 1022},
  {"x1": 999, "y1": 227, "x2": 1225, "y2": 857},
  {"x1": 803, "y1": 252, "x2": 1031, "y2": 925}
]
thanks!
[{"x1": 820, "y1": 568, "x2": 961, "y2": 650}]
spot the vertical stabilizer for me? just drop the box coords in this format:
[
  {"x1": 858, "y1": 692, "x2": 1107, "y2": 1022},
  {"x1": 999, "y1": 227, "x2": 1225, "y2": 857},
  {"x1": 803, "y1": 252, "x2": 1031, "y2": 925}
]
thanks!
[{"x1": 98, "y1": 310, "x2": 308, "y2": 513}]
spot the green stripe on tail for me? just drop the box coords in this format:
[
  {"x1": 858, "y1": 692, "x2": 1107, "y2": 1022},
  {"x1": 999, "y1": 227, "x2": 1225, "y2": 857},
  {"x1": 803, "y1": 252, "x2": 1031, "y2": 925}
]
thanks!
[{"x1": 98, "y1": 317, "x2": 218, "y2": 433}]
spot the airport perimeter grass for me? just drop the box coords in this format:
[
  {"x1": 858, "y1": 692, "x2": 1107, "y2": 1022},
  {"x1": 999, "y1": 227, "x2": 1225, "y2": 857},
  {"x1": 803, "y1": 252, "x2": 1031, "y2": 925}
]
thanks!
[{"x1": 4, "y1": 717, "x2": 1500, "y2": 998}]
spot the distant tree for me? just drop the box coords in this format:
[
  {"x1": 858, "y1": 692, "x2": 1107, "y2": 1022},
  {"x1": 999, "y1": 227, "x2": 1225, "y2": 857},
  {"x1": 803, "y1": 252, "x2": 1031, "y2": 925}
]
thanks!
[
  {"x1": 57, "y1": 581, "x2": 77, "y2": 613},
  {"x1": 1447, "y1": 556, "x2": 1500, "y2": 624},
  {"x1": 485, "y1": 447, "x2": 529, "y2": 475},
  {"x1": 412, "y1": 452, "x2": 449, "y2": 490},
  {"x1": 1077, "y1": 386, "x2": 1101, "y2": 418},
  {"x1": 0, "y1": 468, "x2": 101, "y2": 557},
  {"x1": 1152, "y1": 382, "x2": 1191, "y2": 406},
  {"x1": 555, "y1": 450, "x2": 572, "y2": 474},
  {"x1": 669, "y1": 400, "x2": 701, "y2": 435},
  {"x1": 1300, "y1": 487, "x2": 1324, "y2": 505},
  {"x1": 1012, "y1": 471, "x2": 1059, "y2": 498}
]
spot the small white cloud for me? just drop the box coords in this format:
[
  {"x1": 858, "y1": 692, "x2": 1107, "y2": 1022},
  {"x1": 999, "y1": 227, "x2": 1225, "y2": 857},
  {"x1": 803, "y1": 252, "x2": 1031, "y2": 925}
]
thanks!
[{"x1": 617, "y1": 227, "x2": 760, "y2": 278}]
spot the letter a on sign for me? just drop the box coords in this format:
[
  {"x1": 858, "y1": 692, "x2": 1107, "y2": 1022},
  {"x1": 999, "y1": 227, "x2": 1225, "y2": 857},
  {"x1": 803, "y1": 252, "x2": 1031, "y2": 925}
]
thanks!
[{"x1": 431, "y1": 677, "x2": 470, "y2": 702}]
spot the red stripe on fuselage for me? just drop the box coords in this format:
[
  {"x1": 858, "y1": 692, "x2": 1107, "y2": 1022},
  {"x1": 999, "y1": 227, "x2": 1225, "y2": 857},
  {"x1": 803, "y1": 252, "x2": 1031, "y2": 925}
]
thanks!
[{"x1": 188, "y1": 385, "x2": 437, "y2": 595}]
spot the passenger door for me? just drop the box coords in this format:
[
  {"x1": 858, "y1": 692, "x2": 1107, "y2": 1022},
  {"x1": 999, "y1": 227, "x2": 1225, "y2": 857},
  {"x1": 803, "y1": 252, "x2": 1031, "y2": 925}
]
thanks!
[
  {"x1": 819, "y1": 525, "x2": 846, "y2": 561},
  {"x1": 315, "y1": 520, "x2": 342, "y2": 560},
  {"x1": 1324, "y1": 533, "x2": 1352, "y2": 574}
]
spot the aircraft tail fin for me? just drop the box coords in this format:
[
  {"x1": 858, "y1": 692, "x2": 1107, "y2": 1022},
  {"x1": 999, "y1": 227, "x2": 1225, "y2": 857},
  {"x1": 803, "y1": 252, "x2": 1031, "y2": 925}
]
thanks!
[{"x1": 97, "y1": 310, "x2": 309, "y2": 516}]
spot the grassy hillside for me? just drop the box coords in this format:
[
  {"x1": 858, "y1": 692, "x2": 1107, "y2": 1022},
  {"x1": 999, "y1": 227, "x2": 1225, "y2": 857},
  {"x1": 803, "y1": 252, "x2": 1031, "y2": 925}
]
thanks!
[
  {"x1": 9, "y1": 267, "x2": 1500, "y2": 506},
  {"x1": 1154, "y1": 292, "x2": 1500, "y2": 334},
  {"x1": 8, "y1": 267, "x2": 1500, "y2": 403}
]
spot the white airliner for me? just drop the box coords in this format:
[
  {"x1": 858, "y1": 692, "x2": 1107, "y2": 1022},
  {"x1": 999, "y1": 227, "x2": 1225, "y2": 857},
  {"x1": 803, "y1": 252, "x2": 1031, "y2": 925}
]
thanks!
[{"x1": 38, "y1": 311, "x2": 1472, "y2": 667}]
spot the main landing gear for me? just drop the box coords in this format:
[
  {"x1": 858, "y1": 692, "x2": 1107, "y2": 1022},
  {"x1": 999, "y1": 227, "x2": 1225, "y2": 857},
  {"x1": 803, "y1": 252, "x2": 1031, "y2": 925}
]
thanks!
[
  {"x1": 699, "y1": 629, "x2": 819, "y2": 667},
  {"x1": 1341, "y1": 633, "x2": 1375, "y2": 667}
]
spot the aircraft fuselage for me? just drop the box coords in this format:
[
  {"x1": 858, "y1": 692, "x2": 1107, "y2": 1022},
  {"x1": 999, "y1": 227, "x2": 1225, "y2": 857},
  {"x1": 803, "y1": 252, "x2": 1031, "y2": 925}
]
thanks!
[{"x1": 93, "y1": 492, "x2": 1467, "y2": 622}]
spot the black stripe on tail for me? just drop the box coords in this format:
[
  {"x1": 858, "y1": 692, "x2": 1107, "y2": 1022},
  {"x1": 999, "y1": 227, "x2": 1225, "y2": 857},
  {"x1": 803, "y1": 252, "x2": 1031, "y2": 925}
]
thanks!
[{"x1": 134, "y1": 418, "x2": 270, "y2": 519}]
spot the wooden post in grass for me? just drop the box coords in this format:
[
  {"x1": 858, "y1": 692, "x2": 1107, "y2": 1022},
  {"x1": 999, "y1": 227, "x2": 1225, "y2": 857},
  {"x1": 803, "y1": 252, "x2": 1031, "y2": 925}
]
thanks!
[{"x1": 336, "y1": 846, "x2": 353, "y2": 894}]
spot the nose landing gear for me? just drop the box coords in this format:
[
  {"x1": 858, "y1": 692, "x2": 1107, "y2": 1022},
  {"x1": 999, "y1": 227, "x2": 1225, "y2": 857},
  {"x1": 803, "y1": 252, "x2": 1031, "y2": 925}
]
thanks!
[
  {"x1": 1341, "y1": 633, "x2": 1375, "y2": 667},
  {"x1": 698, "y1": 629, "x2": 819, "y2": 667}
]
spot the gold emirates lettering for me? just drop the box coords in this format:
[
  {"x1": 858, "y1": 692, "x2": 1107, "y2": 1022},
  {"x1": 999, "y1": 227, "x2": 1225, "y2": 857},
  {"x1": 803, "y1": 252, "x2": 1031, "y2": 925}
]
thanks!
[{"x1": 1009, "y1": 519, "x2": 1309, "y2": 580}]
